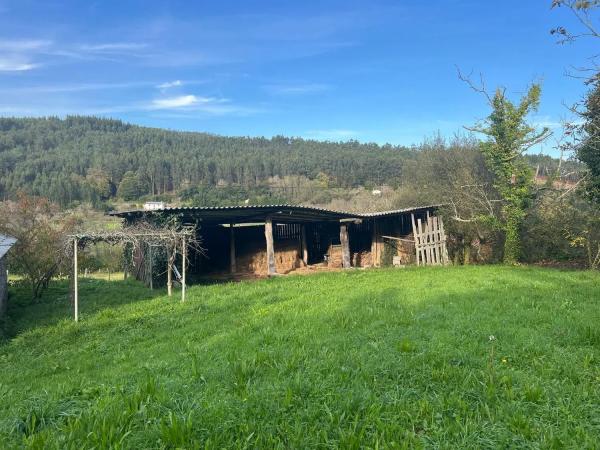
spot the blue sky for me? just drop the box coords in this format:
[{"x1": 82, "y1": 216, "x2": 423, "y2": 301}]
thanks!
[{"x1": 0, "y1": 0, "x2": 597, "y2": 152}]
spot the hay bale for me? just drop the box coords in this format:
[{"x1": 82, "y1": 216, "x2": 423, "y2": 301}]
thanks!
[
  {"x1": 237, "y1": 239, "x2": 301, "y2": 275},
  {"x1": 327, "y1": 244, "x2": 343, "y2": 268},
  {"x1": 352, "y1": 251, "x2": 372, "y2": 267}
]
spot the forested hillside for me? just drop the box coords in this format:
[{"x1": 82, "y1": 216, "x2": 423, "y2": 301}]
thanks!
[
  {"x1": 0, "y1": 116, "x2": 576, "y2": 209},
  {"x1": 0, "y1": 116, "x2": 416, "y2": 207}
]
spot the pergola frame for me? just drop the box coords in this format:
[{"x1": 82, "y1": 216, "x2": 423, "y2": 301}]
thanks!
[{"x1": 66, "y1": 226, "x2": 198, "y2": 322}]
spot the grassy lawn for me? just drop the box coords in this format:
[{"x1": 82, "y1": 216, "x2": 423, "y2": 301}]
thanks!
[{"x1": 1, "y1": 266, "x2": 599, "y2": 449}]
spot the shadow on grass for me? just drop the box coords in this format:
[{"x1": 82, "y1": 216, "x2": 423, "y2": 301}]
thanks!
[{"x1": 5, "y1": 278, "x2": 166, "y2": 339}]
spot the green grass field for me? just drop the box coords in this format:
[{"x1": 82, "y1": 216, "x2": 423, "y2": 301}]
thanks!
[{"x1": 1, "y1": 266, "x2": 599, "y2": 449}]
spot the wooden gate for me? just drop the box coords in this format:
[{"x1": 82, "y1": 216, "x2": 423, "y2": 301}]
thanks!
[{"x1": 411, "y1": 213, "x2": 449, "y2": 266}]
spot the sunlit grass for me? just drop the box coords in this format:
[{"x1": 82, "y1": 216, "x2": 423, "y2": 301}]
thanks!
[{"x1": 1, "y1": 266, "x2": 599, "y2": 448}]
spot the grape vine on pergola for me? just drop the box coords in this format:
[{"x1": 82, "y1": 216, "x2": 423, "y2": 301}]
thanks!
[{"x1": 65, "y1": 224, "x2": 200, "y2": 321}]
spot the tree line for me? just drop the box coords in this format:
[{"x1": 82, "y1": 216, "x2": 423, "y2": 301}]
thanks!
[
  {"x1": 0, "y1": 116, "x2": 416, "y2": 207},
  {"x1": 0, "y1": 116, "x2": 574, "y2": 208}
]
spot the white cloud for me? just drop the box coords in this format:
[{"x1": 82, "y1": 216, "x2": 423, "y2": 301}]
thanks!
[
  {"x1": 151, "y1": 95, "x2": 199, "y2": 109},
  {"x1": 0, "y1": 39, "x2": 50, "y2": 72},
  {"x1": 79, "y1": 42, "x2": 147, "y2": 52},
  {"x1": 157, "y1": 80, "x2": 182, "y2": 89},
  {"x1": 0, "y1": 39, "x2": 52, "y2": 51},
  {"x1": 0, "y1": 58, "x2": 38, "y2": 71},
  {"x1": 149, "y1": 95, "x2": 226, "y2": 109}
]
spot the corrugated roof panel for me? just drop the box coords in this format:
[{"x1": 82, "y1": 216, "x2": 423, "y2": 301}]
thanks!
[
  {"x1": 108, "y1": 204, "x2": 441, "y2": 221},
  {"x1": 0, "y1": 234, "x2": 17, "y2": 259}
]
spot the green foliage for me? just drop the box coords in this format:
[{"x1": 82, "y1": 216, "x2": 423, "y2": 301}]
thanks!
[
  {"x1": 1, "y1": 267, "x2": 600, "y2": 447},
  {"x1": 577, "y1": 77, "x2": 600, "y2": 204},
  {"x1": 0, "y1": 194, "x2": 77, "y2": 299},
  {"x1": 180, "y1": 184, "x2": 288, "y2": 206},
  {"x1": 116, "y1": 171, "x2": 144, "y2": 201},
  {"x1": 0, "y1": 117, "x2": 412, "y2": 206},
  {"x1": 469, "y1": 85, "x2": 550, "y2": 264},
  {"x1": 522, "y1": 190, "x2": 600, "y2": 266}
]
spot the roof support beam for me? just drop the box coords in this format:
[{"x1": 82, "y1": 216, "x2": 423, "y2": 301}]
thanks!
[
  {"x1": 264, "y1": 217, "x2": 276, "y2": 276},
  {"x1": 340, "y1": 223, "x2": 351, "y2": 269},
  {"x1": 301, "y1": 225, "x2": 308, "y2": 266},
  {"x1": 230, "y1": 223, "x2": 236, "y2": 274}
]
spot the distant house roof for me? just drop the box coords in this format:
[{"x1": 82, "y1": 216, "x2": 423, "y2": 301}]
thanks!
[
  {"x1": 109, "y1": 204, "x2": 441, "y2": 225},
  {"x1": 0, "y1": 234, "x2": 17, "y2": 259}
]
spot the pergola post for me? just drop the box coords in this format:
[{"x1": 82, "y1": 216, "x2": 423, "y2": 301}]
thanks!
[
  {"x1": 265, "y1": 218, "x2": 276, "y2": 276},
  {"x1": 340, "y1": 223, "x2": 351, "y2": 269},
  {"x1": 73, "y1": 238, "x2": 79, "y2": 322},
  {"x1": 181, "y1": 236, "x2": 186, "y2": 302},
  {"x1": 148, "y1": 244, "x2": 153, "y2": 290},
  {"x1": 301, "y1": 225, "x2": 308, "y2": 266},
  {"x1": 167, "y1": 246, "x2": 173, "y2": 297},
  {"x1": 230, "y1": 224, "x2": 236, "y2": 274}
]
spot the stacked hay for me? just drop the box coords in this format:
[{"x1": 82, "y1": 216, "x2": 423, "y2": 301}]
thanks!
[
  {"x1": 352, "y1": 251, "x2": 372, "y2": 267},
  {"x1": 396, "y1": 233, "x2": 415, "y2": 265},
  {"x1": 237, "y1": 240, "x2": 301, "y2": 275},
  {"x1": 274, "y1": 241, "x2": 302, "y2": 274},
  {"x1": 327, "y1": 244, "x2": 343, "y2": 268}
]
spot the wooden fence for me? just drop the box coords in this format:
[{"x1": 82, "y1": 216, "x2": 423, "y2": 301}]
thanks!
[{"x1": 411, "y1": 213, "x2": 449, "y2": 266}]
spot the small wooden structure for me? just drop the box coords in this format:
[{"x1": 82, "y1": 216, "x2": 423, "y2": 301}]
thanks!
[{"x1": 67, "y1": 227, "x2": 197, "y2": 322}]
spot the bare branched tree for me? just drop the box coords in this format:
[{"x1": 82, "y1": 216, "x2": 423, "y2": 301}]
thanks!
[{"x1": 551, "y1": 0, "x2": 600, "y2": 44}]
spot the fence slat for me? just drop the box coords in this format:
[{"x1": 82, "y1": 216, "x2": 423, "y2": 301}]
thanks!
[{"x1": 410, "y1": 214, "x2": 449, "y2": 267}]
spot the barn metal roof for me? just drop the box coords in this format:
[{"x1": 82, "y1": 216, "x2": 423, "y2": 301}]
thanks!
[
  {"x1": 109, "y1": 204, "x2": 440, "y2": 224},
  {"x1": 0, "y1": 234, "x2": 17, "y2": 259}
]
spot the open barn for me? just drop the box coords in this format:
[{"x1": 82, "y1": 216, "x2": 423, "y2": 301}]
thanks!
[{"x1": 109, "y1": 204, "x2": 447, "y2": 284}]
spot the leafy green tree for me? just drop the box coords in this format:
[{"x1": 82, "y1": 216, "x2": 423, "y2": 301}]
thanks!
[
  {"x1": 576, "y1": 78, "x2": 600, "y2": 203},
  {"x1": 461, "y1": 76, "x2": 551, "y2": 263},
  {"x1": 117, "y1": 171, "x2": 143, "y2": 201},
  {"x1": 0, "y1": 193, "x2": 76, "y2": 299}
]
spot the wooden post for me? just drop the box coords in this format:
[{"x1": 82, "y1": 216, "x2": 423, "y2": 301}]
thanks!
[
  {"x1": 340, "y1": 223, "x2": 351, "y2": 269},
  {"x1": 265, "y1": 218, "x2": 276, "y2": 276},
  {"x1": 371, "y1": 219, "x2": 379, "y2": 267},
  {"x1": 230, "y1": 224, "x2": 236, "y2": 274},
  {"x1": 181, "y1": 236, "x2": 186, "y2": 302},
  {"x1": 411, "y1": 213, "x2": 420, "y2": 266},
  {"x1": 439, "y1": 216, "x2": 449, "y2": 265},
  {"x1": 301, "y1": 225, "x2": 308, "y2": 266},
  {"x1": 167, "y1": 246, "x2": 172, "y2": 297},
  {"x1": 148, "y1": 245, "x2": 153, "y2": 290},
  {"x1": 73, "y1": 238, "x2": 78, "y2": 322}
]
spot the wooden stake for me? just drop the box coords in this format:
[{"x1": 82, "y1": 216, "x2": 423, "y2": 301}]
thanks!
[
  {"x1": 148, "y1": 244, "x2": 153, "y2": 290},
  {"x1": 340, "y1": 223, "x2": 351, "y2": 269},
  {"x1": 73, "y1": 238, "x2": 78, "y2": 322},
  {"x1": 230, "y1": 224, "x2": 236, "y2": 274},
  {"x1": 411, "y1": 213, "x2": 420, "y2": 266},
  {"x1": 181, "y1": 236, "x2": 186, "y2": 302},
  {"x1": 417, "y1": 218, "x2": 426, "y2": 265},
  {"x1": 438, "y1": 216, "x2": 449, "y2": 265},
  {"x1": 167, "y1": 246, "x2": 172, "y2": 297},
  {"x1": 265, "y1": 218, "x2": 276, "y2": 276}
]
